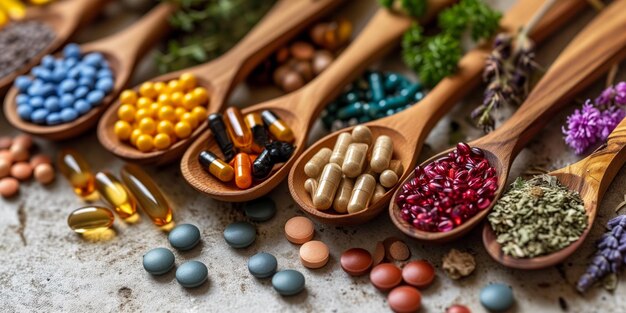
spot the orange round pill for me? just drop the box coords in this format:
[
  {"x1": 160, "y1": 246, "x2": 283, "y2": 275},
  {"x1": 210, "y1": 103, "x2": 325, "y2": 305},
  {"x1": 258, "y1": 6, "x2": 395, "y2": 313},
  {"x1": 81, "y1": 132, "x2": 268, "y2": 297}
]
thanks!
[
  {"x1": 30, "y1": 154, "x2": 51, "y2": 168},
  {"x1": 34, "y1": 163, "x2": 55, "y2": 185},
  {"x1": 0, "y1": 158, "x2": 10, "y2": 177},
  {"x1": 284, "y1": 216, "x2": 314, "y2": 244},
  {"x1": 13, "y1": 134, "x2": 32, "y2": 150},
  {"x1": 0, "y1": 177, "x2": 19, "y2": 197},
  {"x1": 0, "y1": 150, "x2": 12, "y2": 163},
  {"x1": 340, "y1": 248, "x2": 373, "y2": 276},
  {"x1": 299, "y1": 240, "x2": 329, "y2": 269},
  {"x1": 11, "y1": 162, "x2": 33, "y2": 181},
  {"x1": 0, "y1": 136, "x2": 12, "y2": 149},
  {"x1": 10, "y1": 145, "x2": 29, "y2": 162},
  {"x1": 388, "y1": 286, "x2": 422, "y2": 313},
  {"x1": 370, "y1": 263, "x2": 402, "y2": 291},
  {"x1": 402, "y1": 260, "x2": 435, "y2": 288}
]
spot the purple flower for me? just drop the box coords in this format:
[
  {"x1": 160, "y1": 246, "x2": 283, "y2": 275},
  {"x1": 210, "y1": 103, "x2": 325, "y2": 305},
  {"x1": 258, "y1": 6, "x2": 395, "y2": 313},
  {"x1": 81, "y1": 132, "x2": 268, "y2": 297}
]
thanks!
[
  {"x1": 563, "y1": 102, "x2": 602, "y2": 154},
  {"x1": 615, "y1": 82, "x2": 626, "y2": 106},
  {"x1": 599, "y1": 107, "x2": 626, "y2": 139},
  {"x1": 595, "y1": 86, "x2": 615, "y2": 108}
]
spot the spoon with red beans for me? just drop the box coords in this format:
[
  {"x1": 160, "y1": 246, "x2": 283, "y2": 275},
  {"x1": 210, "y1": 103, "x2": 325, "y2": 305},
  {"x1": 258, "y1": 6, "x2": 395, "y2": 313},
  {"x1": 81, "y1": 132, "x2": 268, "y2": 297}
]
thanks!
[{"x1": 390, "y1": 0, "x2": 626, "y2": 243}]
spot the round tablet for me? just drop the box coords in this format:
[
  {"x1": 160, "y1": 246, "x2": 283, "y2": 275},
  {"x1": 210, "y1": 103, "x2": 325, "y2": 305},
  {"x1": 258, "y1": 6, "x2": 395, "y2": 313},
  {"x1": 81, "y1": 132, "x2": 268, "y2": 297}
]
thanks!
[
  {"x1": 34, "y1": 163, "x2": 55, "y2": 184},
  {"x1": 284, "y1": 216, "x2": 314, "y2": 244},
  {"x1": 0, "y1": 158, "x2": 10, "y2": 178},
  {"x1": 244, "y1": 197, "x2": 276, "y2": 222},
  {"x1": 388, "y1": 286, "x2": 422, "y2": 313},
  {"x1": 248, "y1": 252, "x2": 278, "y2": 278},
  {"x1": 402, "y1": 260, "x2": 435, "y2": 288},
  {"x1": 272, "y1": 270, "x2": 305, "y2": 296},
  {"x1": 446, "y1": 304, "x2": 471, "y2": 313},
  {"x1": 30, "y1": 154, "x2": 51, "y2": 168},
  {"x1": 10, "y1": 162, "x2": 32, "y2": 181},
  {"x1": 480, "y1": 283, "x2": 514, "y2": 311},
  {"x1": 0, "y1": 137, "x2": 12, "y2": 149},
  {"x1": 223, "y1": 222, "x2": 256, "y2": 248},
  {"x1": 0, "y1": 177, "x2": 19, "y2": 197},
  {"x1": 389, "y1": 240, "x2": 410, "y2": 261},
  {"x1": 168, "y1": 224, "x2": 201, "y2": 250},
  {"x1": 370, "y1": 263, "x2": 402, "y2": 291},
  {"x1": 373, "y1": 241, "x2": 385, "y2": 266},
  {"x1": 176, "y1": 261, "x2": 208, "y2": 288},
  {"x1": 143, "y1": 247, "x2": 175, "y2": 275},
  {"x1": 340, "y1": 248, "x2": 372, "y2": 276},
  {"x1": 299, "y1": 240, "x2": 329, "y2": 269}
]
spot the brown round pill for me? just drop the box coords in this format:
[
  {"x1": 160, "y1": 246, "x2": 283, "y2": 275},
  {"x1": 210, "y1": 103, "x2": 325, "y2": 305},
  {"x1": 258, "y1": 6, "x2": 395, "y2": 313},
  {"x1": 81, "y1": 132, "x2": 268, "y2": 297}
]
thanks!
[
  {"x1": 300, "y1": 240, "x2": 329, "y2": 269},
  {"x1": 340, "y1": 248, "x2": 372, "y2": 276},
  {"x1": 0, "y1": 136, "x2": 12, "y2": 149},
  {"x1": 0, "y1": 177, "x2": 19, "y2": 197},
  {"x1": 388, "y1": 286, "x2": 422, "y2": 313},
  {"x1": 312, "y1": 50, "x2": 333, "y2": 75},
  {"x1": 389, "y1": 240, "x2": 410, "y2": 261},
  {"x1": 309, "y1": 23, "x2": 328, "y2": 46},
  {"x1": 285, "y1": 216, "x2": 315, "y2": 244},
  {"x1": 290, "y1": 41, "x2": 314, "y2": 60},
  {"x1": 273, "y1": 64, "x2": 291, "y2": 86},
  {"x1": 0, "y1": 150, "x2": 12, "y2": 163},
  {"x1": 11, "y1": 162, "x2": 33, "y2": 181},
  {"x1": 0, "y1": 158, "x2": 10, "y2": 178},
  {"x1": 30, "y1": 154, "x2": 51, "y2": 168},
  {"x1": 281, "y1": 71, "x2": 305, "y2": 92},
  {"x1": 292, "y1": 60, "x2": 313, "y2": 82},
  {"x1": 369, "y1": 263, "x2": 402, "y2": 291},
  {"x1": 13, "y1": 134, "x2": 33, "y2": 150},
  {"x1": 34, "y1": 163, "x2": 55, "y2": 185},
  {"x1": 402, "y1": 260, "x2": 435, "y2": 289},
  {"x1": 10, "y1": 145, "x2": 29, "y2": 162},
  {"x1": 373, "y1": 241, "x2": 386, "y2": 266},
  {"x1": 275, "y1": 46, "x2": 290, "y2": 63}
]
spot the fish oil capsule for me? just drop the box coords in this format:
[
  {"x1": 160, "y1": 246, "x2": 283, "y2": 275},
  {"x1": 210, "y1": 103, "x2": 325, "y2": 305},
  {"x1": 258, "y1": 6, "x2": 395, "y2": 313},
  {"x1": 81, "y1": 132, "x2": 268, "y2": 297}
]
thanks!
[
  {"x1": 67, "y1": 206, "x2": 114, "y2": 233},
  {"x1": 370, "y1": 135, "x2": 393, "y2": 173},
  {"x1": 347, "y1": 174, "x2": 376, "y2": 214},
  {"x1": 208, "y1": 113, "x2": 235, "y2": 161},
  {"x1": 252, "y1": 149, "x2": 273, "y2": 179},
  {"x1": 304, "y1": 178, "x2": 318, "y2": 196},
  {"x1": 333, "y1": 176, "x2": 354, "y2": 213},
  {"x1": 304, "y1": 147, "x2": 332, "y2": 178},
  {"x1": 198, "y1": 150, "x2": 234, "y2": 182},
  {"x1": 313, "y1": 163, "x2": 342, "y2": 210},
  {"x1": 342, "y1": 143, "x2": 368, "y2": 178},
  {"x1": 224, "y1": 107, "x2": 253, "y2": 151},
  {"x1": 351, "y1": 125, "x2": 373, "y2": 145},
  {"x1": 244, "y1": 113, "x2": 269, "y2": 154},
  {"x1": 57, "y1": 149, "x2": 96, "y2": 198},
  {"x1": 329, "y1": 132, "x2": 353, "y2": 166},
  {"x1": 95, "y1": 171, "x2": 136, "y2": 219},
  {"x1": 372, "y1": 184, "x2": 386, "y2": 204},
  {"x1": 261, "y1": 110, "x2": 294, "y2": 143},
  {"x1": 234, "y1": 153, "x2": 253, "y2": 189},
  {"x1": 379, "y1": 169, "x2": 399, "y2": 188},
  {"x1": 121, "y1": 165, "x2": 173, "y2": 226},
  {"x1": 388, "y1": 160, "x2": 404, "y2": 176}
]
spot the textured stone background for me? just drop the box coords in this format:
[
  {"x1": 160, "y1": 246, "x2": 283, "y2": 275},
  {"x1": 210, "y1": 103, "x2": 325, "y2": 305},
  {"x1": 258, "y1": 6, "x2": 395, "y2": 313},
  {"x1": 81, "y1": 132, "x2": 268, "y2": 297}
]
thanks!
[{"x1": 1, "y1": 0, "x2": 625, "y2": 312}]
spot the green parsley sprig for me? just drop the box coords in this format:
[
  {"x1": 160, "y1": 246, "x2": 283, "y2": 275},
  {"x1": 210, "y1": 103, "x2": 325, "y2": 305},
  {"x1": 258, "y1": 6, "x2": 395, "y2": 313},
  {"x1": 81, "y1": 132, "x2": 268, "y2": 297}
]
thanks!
[{"x1": 378, "y1": 0, "x2": 428, "y2": 18}]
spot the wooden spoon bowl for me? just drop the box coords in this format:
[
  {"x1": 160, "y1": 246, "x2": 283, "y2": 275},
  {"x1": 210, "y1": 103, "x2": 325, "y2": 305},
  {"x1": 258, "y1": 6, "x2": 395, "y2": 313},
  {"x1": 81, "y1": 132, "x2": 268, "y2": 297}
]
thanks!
[
  {"x1": 97, "y1": 0, "x2": 344, "y2": 166},
  {"x1": 391, "y1": 0, "x2": 626, "y2": 244},
  {"x1": 3, "y1": 3, "x2": 174, "y2": 140}
]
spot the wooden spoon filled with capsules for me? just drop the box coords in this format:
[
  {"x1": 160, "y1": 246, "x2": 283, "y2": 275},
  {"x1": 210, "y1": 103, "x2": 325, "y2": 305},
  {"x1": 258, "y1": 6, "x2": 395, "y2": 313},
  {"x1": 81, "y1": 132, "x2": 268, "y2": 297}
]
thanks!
[
  {"x1": 0, "y1": 0, "x2": 112, "y2": 92},
  {"x1": 483, "y1": 112, "x2": 626, "y2": 269},
  {"x1": 390, "y1": 0, "x2": 626, "y2": 243},
  {"x1": 97, "y1": 0, "x2": 344, "y2": 165},
  {"x1": 289, "y1": 0, "x2": 588, "y2": 226},
  {"x1": 181, "y1": 1, "x2": 456, "y2": 202},
  {"x1": 3, "y1": 3, "x2": 175, "y2": 140}
]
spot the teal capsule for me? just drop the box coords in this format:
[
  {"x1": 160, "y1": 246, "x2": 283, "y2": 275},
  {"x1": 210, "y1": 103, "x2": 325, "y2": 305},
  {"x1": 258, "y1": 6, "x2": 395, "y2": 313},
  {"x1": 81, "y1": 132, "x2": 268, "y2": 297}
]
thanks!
[
  {"x1": 326, "y1": 101, "x2": 340, "y2": 113},
  {"x1": 368, "y1": 96, "x2": 408, "y2": 117},
  {"x1": 368, "y1": 72, "x2": 385, "y2": 102},
  {"x1": 337, "y1": 101, "x2": 369, "y2": 119},
  {"x1": 342, "y1": 91, "x2": 361, "y2": 103},
  {"x1": 414, "y1": 91, "x2": 425, "y2": 102},
  {"x1": 384, "y1": 73, "x2": 401, "y2": 91},
  {"x1": 321, "y1": 111, "x2": 335, "y2": 129},
  {"x1": 400, "y1": 83, "x2": 422, "y2": 99},
  {"x1": 358, "y1": 115, "x2": 371, "y2": 123}
]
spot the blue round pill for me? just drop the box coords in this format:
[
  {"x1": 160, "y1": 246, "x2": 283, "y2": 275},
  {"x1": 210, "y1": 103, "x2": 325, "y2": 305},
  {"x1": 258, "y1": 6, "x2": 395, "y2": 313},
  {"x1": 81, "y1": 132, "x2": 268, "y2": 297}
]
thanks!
[
  {"x1": 64, "y1": 57, "x2": 78, "y2": 68},
  {"x1": 480, "y1": 283, "x2": 514, "y2": 312},
  {"x1": 97, "y1": 68, "x2": 113, "y2": 79},
  {"x1": 83, "y1": 52, "x2": 104, "y2": 67},
  {"x1": 60, "y1": 94, "x2": 75, "y2": 108},
  {"x1": 36, "y1": 68, "x2": 52, "y2": 82},
  {"x1": 17, "y1": 105, "x2": 33, "y2": 120},
  {"x1": 96, "y1": 77, "x2": 114, "y2": 93},
  {"x1": 74, "y1": 99, "x2": 91, "y2": 114},
  {"x1": 74, "y1": 86, "x2": 89, "y2": 99},
  {"x1": 60, "y1": 108, "x2": 78, "y2": 122},
  {"x1": 176, "y1": 261, "x2": 208, "y2": 288},
  {"x1": 168, "y1": 224, "x2": 201, "y2": 251},
  {"x1": 16, "y1": 94, "x2": 29, "y2": 105},
  {"x1": 31, "y1": 108, "x2": 49, "y2": 124},
  {"x1": 51, "y1": 68, "x2": 66, "y2": 83},
  {"x1": 44, "y1": 97, "x2": 60, "y2": 112},
  {"x1": 59, "y1": 79, "x2": 77, "y2": 93},
  {"x1": 63, "y1": 43, "x2": 81, "y2": 59},
  {"x1": 40, "y1": 84, "x2": 55, "y2": 97},
  {"x1": 78, "y1": 77, "x2": 94, "y2": 88},
  {"x1": 46, "y1": 112, "x2": 61, "y2": 125},
  {"x1": 86, "y1": 90, "x2": 105, "y2": 106},
  {"x1": 27, "y1": 84, "x2": 43, "y2": 97},
  {"x1": 248, "y1": 252, "x2": 277, "y2": 278},
  {"x1": 272, "y1": 270, "x2": 305, "y2": 296},
  {"x1": 29, "y1": 96, "x2": 44, "y2": 108},
  {"x1": 223, "y1": 222, "x2": 256, "y2": 248},
  {"x1": 80, "y1": 66, "x2": 96, "y2": 78},
  {"x1": 67, "y1": 67, "x2": 80, "y2": 79},
  {"x1": 244, "y1": 197, "x2": 276, "y2": 222},
  {"x1": 142, "y1": 247, "x2": 175, "y2": 275},
  {"x1": 15, "y1": 76, "x2": 32, "y2": 92},
  {"x1": 41, "y1": 55, "x2": 55, "y2": 68}
]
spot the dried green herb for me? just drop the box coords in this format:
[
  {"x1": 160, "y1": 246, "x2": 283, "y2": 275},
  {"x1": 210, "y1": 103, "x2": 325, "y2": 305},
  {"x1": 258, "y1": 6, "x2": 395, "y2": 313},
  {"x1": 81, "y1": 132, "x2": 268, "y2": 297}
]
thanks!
[
  {"x1": 378, "y1": 0, "x2": 428, "y2": 18},
  {"x1": 488, "y1": 174, "x2": 587, "y2": 258}
]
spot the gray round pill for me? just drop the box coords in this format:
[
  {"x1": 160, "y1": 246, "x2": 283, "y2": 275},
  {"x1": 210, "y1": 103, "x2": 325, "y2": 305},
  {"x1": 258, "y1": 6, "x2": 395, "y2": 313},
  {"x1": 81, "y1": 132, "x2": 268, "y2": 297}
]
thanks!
[
  {"x1": 168, "y1": 224, "x2": 201, "y2": 251},
  {"x1": 248, "y1": 252, "x2": 278, "y2": 278},
  {"x1": 223, "y1": 222, "x2": 256, "y2": 248},
  {"x1": 272, "y1": 269, "x2": 305, "y2": 296},
  {"x1": 244, "y1": 197, "x2": 276, "y2": 222},
  {"x1": 176, "y1": 261, "x2": 208, "y2": 288},
  {"x1": 143, "y1": 247, "x2": 175, "y2": 275}
]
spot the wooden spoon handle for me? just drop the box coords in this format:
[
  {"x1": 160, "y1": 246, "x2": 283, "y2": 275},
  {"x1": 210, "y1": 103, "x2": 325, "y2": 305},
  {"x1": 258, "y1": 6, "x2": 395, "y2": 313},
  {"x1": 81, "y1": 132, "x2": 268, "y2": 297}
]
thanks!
[
  {"x1": 480, "y1": 0, "x2": 626, "y2": 155},
  {"x1": 52, "y1": 0, "x2": 112, "y2": 26}
]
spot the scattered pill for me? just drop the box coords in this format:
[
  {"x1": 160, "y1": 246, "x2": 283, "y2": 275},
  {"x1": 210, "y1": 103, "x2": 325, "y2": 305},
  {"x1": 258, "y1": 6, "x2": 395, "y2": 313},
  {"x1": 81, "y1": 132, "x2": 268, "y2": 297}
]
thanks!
[
  {"x1": 33, "y1": 163, "x2": 55, "y2": 184},
  {"x1": 388, "y1": 286, "x2": 422, "y2": 313},
  {"x1": 67, "y1": 206, "x2": 114, "y2": 233},
  {"x1": 10, "y1": 162, "x2": 32, "y2": 181},
  {"x1": 243, "y1": 197, "x2": 276, "y2": 222},
  {"x1": 58, "y1": 149, "x2": 96, "y2": 198},
  {"x1": 370, "y1": 263, "x2": 402, "y2": 291},
  {"x1": 284, "y1": 216, "x2": 315, "y2": 244},
  {"x1": 30, "y1": 154, "x2": 51, "y2": 168},
  {"x1": 299, "y1": 240, "x2": 330, "y2": 269},
  {"x1": 480, "y1": 283, "x2": 514, "y2": 312},
  {"x1": 0, "y1": 158, "x2": 10, "y2": 178},
  {"x1": 121, "y1": 164, "x2": 173, "y2": 226},
  {"x1": 340, "y1": 248, "x2": 372, "y2": 276},
  {"x1": 0, "y1": 177, "x2": 19, "y2": 197},
  {"x1": 272, "y1": 270, "x2": 305, "y2": 296},
  {"x1": 176, "y1": 261, "x2": 208, "y2": 288},
  {"x1": 13, "y1": 134, "x2": 32, "y2": 149},
  {"x1": 0, "y1": 137, "x2": 12, "y2": 149},
  {"x1": 143, "y1": 247, "x2": 175, "y2": 275},
  {"x1": 446, "y1": 305, "x2": 471, "y2": 313},
  {"x1": 168, "y1": 224, "x2": 201, "y2": 251},
  {"x1": 373, "y1": 241, "x2": 386, "y2": 266},
  {"x1": 95, "y1": 171, "x2": 135, "y2": 219},
  {"x1": 389, "y1": 240, "x2": 411, "y2": 261},
  {"x1": 223, "y1": 221, "x2": 256, "y2": 248},
  {"x1": 402, "y1": 260, "x2": 435, "y2": 288},
  {"x1": 10, "y1": 144, "x2": 29, "y2": 162},
  {"x1": 248, "y1": 252, "x2": 278, "y2": 278}
]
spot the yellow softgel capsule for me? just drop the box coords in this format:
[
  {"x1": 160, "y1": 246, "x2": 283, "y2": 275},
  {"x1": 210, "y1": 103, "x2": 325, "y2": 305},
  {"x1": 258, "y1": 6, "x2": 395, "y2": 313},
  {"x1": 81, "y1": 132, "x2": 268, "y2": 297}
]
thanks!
[
  {"x1": 153, "y1": 133, "x2": 172, "y2": 150},
  {"x1": 180, "y1": 112, "x2": 198, "y2": 129},
  {"x1": 117, "y1": 104, "x2": 136, "y2": 122},
  {"x1": 193, "y1": 87, "x2": 209, "y2": 104},
  {"x1": 182, "y1": 93, "x2": 199, "y2": 110},
  {"x1": 157, "y1": 120, "x2": 175, "y2": 136},
  {"x1": 67, "y1": 206, "x2": 114, "y2": 233},
  {"x1": 139, "y1": 82, "x2": 157, "y2": 99},
  {"x1": 135, "y1": 108, "x2": 152, "y2": 121},
  {"x1": 114, "y1": 120, "x2": 132, "y2": 140},
  {"x1": 130, "y1": 129, "x2": 142, "y2": 146},
  {"x1": 179, "y1": 73, "x2": 197, "y2": 91},
  {"x1": 168, "y1": 80, "x2": 184, "y2": 93},
  {"x1": 94, "y1": 172, "x2": 136, "y2": 219},
  {"x1": 153, "y1": 81, "x2": 167, "y2": 94},
  {"x1": 174, "y1": 107, "x2": 187, "y2": 120},
  {"x1": 57, "y1": 149, "x2": 96, "y2": 198},
  {"x1": 136, "y1": 134, "x2": 154, "y2": 152},
  {"x1": 119, "y1": 90, "x2": 138, "y2": 105},
  {"x1": 157, "y1": 93, "x2": 172, "y2": 107},
  {"x1": 171, "y1": 92, "x2": 184, "y2": 107},
  {"x1": 158, "y1": 105, "x2": 176, "y2": 122},
  {"x1": 149, "y1": 102, "x2": 161, "y2": 117},
  {"x1": 121, "y1": 164, "x2": 173, "y2": 226},
  {"x1": 191, "y1": 106, "x2": 207, "y2": 123},
  {"x1": 136, "y1": 97, "x2": 152, "y2": 109},
  {"x1": 138, "y1": 117, "x2": 156, "y2": 135},
  {"x1": 174, "y1": 121, "x2": 192, "y2": 138}
]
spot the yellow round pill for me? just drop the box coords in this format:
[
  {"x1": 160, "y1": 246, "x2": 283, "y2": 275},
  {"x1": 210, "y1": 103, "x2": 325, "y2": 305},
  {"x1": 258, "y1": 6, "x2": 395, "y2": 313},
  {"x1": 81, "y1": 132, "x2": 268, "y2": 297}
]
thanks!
[
  {"x1": 139, "y1": 82, "x2": 157, "y2": 99},
  {"x1": 167, "y1": 80, "x2": 183, "y2": 93},
  {"x1": 193, "y1": 87, "x2": 209, "y2": 104},
  {"x1": 136, "y1": 97, "x2": 152, "y2": 109},
  {"x1": 191, "y1": 106, "x2": 207, "y2": 122},
  {"x1": 135, "y1": 108, "x2": 152, "y2": 121},
  {"x1": 181, "y1": 112, "x2": 198, "y2": 129},
  {"x1": 117, "y1": 104, "x2": 136, "y2": 122},
  {"x1": 158, "y1": 105, "x2": 176, "y2": 122},
  {"x1": 136, "y1": 134, "x2": 154, "y2": 152},
  {"x1": 182, "y1": 93, "x2": 199, "y2": 110},
  {"x1": 149, "y1": 102, "x2": 161, "y2": 117},
  {"x1": 179, "y1": 73, "x2": 197, "y2": 91},
  {"x1": 171, "y1": 92, "x2": 184, "y2": 107},
  {"x1": 157, "y1": 93, "x2": 172, "y2": 107},
  {"x1": 154, "y1": 81, "x2": 167, "y2": 94},
  {"x1": 130, "y1": 129, "x2": 142, "y2": 146},
  {"x1": 138, "y1": 117, "x2": 156, "y2": 135},
  {"x1": 157, "y1": 120, "x2": 175, "y2": 136},
  {"x1": 119, "y1": 90, "x2": 138, "y2": 104},
  {"x1": 153, "y1": 133, "x2": 172, "y2": 150},
  {"x1": 174, "y1": 107, "x2": 187, "y2": 120},
  {"x1": 114, "y1": 120, "x2": 132, "y2": 140},
  {"x1": 174, "y1": 121, "x2": 192, "y2": 138}
]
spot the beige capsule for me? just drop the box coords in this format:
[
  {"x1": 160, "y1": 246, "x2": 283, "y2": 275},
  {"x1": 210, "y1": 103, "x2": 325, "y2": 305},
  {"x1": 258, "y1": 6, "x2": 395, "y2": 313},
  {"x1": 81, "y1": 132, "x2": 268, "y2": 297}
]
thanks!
[
  {"x1": 333, "y1": 176, "x2": 354, "y2": 213},
  {"x1": 342, "y1": 143, "x2": 368, "y2": 178},
  {"x1": 387, "y1": 160, "x2": 404, "y2": 176},
  {"x1": 347, "y1": 174, "x2": 376, "y2": 214},
  {"x1": 351, "y1": 125, "x2": 372, "y2": 145},
  {"x1": 362, "y1": 163, "x2": 380, "y2": 181},
  {"x1": 304, "y1": 147, "x2": 332, "y2": 178},
  {"x1": 304, "y1": 177, "x2": 318, "y2": 196},
  {"x1": 370, "y1": 136, "x2": 393, "y2": 173},
  {"x1": 379, "y1": 169, "x2": 399, "y2": 188},
  {"x1": 371, "y1": 184, "x2": 386, "y2": 204},
  {"x1": 313, "y1": 163, "x2": 342, "y2": 210},
  {"x1": 329, "y1": 132, "x2": 353, "y2": 166}
]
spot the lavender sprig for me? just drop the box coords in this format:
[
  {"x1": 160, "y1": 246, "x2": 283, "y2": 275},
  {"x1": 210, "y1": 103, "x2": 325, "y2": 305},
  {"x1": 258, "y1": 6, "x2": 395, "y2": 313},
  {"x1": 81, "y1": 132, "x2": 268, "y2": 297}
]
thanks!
[{"x1": 577, "y1": 215, "x2": 626, "y2": 293}]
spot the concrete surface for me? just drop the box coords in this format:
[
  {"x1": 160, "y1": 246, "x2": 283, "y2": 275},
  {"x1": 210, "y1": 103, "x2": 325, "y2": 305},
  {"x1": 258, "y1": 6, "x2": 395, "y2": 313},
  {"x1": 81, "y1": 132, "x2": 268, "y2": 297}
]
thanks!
[{"x1": 1, "y1": 0, "x2": 626, "y2": 312}]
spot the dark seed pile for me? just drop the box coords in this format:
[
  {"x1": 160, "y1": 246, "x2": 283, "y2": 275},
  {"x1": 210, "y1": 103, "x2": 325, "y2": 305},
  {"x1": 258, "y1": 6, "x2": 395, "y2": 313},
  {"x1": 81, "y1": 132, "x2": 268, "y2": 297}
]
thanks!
[{"x1": 0, "y1": 21, "x2": 56, "y2": 79}]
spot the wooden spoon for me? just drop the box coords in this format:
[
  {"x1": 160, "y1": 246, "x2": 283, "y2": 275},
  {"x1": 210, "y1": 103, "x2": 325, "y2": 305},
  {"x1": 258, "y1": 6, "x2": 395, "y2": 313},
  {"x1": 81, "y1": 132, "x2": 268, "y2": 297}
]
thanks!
[
  {"x1": 0, "y1": 0, "x2": 111, "y2": 92},
  {"x1": 390, "y1": 0, "x2": 626, "y2": 243},
  {"x1": 97, "y1": 0, "x2": 344, "y2": 166},
  {"x1": 179, "y1": 1, "x2": 454, "y2": 202},
  {"x1": 483, "y1": 108, "x2": 626, "y2": 270},
  {"x1": 3, "y1": 3, "x2": 175, "y2": 140},
  {"x1": 290, "y1": 0, "x2": 588, "y2": 226}
]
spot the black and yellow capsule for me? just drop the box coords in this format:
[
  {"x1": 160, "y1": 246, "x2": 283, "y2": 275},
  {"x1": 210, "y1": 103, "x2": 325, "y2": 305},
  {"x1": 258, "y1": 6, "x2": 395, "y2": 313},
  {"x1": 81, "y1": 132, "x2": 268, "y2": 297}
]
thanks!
[{"x1": 199, "y1": 150, "x2": 235, "y2": 182}]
